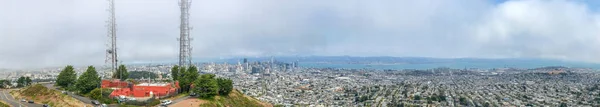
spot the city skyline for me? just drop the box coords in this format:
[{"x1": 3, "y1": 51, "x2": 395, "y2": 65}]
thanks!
[{"x1": 3, "y1": 0, "x2": 600, "y2": 68}]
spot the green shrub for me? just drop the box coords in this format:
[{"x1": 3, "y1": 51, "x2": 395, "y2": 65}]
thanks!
[{"x1": 148, "y1": 100, "x2": 161, "y2": 106}]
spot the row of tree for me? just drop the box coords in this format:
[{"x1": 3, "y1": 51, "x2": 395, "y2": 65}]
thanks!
[
  {"x1": 56, "y1": 64, "x2": 234, "y2": 98},
  {"x1": 0, "y1": 80, "x2": 10, "y2": 88},
  {"x1": 16, "y1": 76, "x2": 32, "y2": 87},
  {"x1": 55, "y1": 65, "x2": 101, "y2": 94},
  {"x1": 171, "y1": 65, "x2": 198, "y2": 93},
  {"x1": 0, "y1": 76, "x2": 32, "y2": 88},
  {"x1": 191, "y1": 74, "x2": 233, "y2": 98},
  {"x1": 127, "y1": 71, "x2": 157, "y2": 79},
  {"x1": 171, "y1": 65, "x2": 233, "y2": 98}
]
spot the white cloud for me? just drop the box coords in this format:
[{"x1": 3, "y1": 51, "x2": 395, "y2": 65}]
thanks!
[
  {"x1": 1, "y1": 0, "x2": 600, "y2": 68},
  {"x1": 473, "y1": 0, "x2": 600, "y2": 62}
]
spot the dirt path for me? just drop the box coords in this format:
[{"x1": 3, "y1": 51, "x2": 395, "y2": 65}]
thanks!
[{"x1": 169, "y1": 98, "x2": 207, "y2": 107}]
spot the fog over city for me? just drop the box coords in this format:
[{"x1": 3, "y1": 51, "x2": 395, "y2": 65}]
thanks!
[{"x1": 3, "y1": 0, "x2": 600, "y2": 68}]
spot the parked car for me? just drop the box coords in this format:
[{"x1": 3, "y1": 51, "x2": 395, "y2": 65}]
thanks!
[
  {"x1": 20, "y1": 99, "x2": 25, "y2": 102},
  {"x1": 27, "y1": 100, "x2": 34, "y2": 103},
  {"x1": 161, "y1": 100, "x2": 172, "y2": 105},
  {"x1": 190, "y1": 93, "x2": 197, "y2": 96},
  {"x1": 42, "y1": 104, "x2": 50, "y2": 107},
  {"x1": 91, "y1": 100, "x2": 100, "y2": 105}
]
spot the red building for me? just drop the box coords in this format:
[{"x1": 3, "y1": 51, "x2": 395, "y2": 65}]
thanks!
[
  {"x1": 102, "y1": 80, "x2": 179, "y2": 98},
  {"x1": 101, "y1": 80, "x2": 129, "y2": 88}
]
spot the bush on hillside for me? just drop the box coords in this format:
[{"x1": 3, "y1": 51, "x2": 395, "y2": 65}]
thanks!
[
  {"x1": 209, "y1": 89, "x2": 266, "y2": 107},
  {"x1": 217, "y1": 78, "x2": 233, "y2": 96},
  {"x1": 0, "y1": 101, "x2": 9, "y2": 107},
  {"x1": 88, "y1": 88, "x2": 116, "y2": 104},
  {"x1": 192, "y1": 74, "x2": 218, "y2": 98},
  {"x1": 20, "y1": 84, "x2": 52, "y2": 97}
]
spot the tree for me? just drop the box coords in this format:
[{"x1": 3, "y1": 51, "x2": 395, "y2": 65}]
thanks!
[
  {"x1": 484, "y1": 102, "x2": 491, "y2": 107},
  {"x1": 88, "y1": 88, "x2": 103, "y2": 100},
  {"x1": 180, "y1": 66, "x2": 199, "y2": 93},
  {"x1": 17, "y1": 76, "x2": 25, "y2": 87},
  {"x1": 459, "y1": 97, "x2": 468, "y2": 105},
  {"x1": 560, "y1": 102, "x2": 567, "y2": 107},
  {"x1": 127, "y1": 71, "x2": 158, "y2": 79},
  {"x1": 112, "y1": 65, "x2": 129, "y2": 81},
  {"x1": 88, "y1": 88, "x2": 115, "y2": 104},
  {"x1": 192, "y1": 74, "x2": 218, "y2": 98},
  {"x1": 179, "y1": 67, "x2": 186, "y2": 79},
  {"x1": 75, "y1": 66, "x2": 101, "y2": 94},
  {"x1": 15, "y1": 76, "x2": 32, "y2": 87},
  {"x1": 216, "y1": 78, "x2": 233, "y2": 96},
  {"x1": 414, "y1": 95, "x2": 421, "y2": 100},
  {"x1": 56, "y1": 65, "x2": 77, "y2": 88},
  {"x1": 0, "y1": 80, "x2": 9, "y2": 88},
  {"x1": 171, "y1": 65, "x2": 179, "y2": 81},
  {"x1": 25, "y1": 77, "x2": 31, "y2": 86},
  {"x1": 438, "y1": 94, "x2": 447, "y2": 101}
]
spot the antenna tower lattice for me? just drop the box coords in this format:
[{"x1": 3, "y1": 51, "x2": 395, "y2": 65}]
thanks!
[
  {"x1": 178, "y1": 0, "x2": 193, "y2": 67},
  {"x1": 105, "y1": 0, "x2": 118, "y2": 77}
]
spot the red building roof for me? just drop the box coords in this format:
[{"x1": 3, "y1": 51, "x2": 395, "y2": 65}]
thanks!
[{"x1": 102, "y1": 80, "x2": 180, "y2": 98}]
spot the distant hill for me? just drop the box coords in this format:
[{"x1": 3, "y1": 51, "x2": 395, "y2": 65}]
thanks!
[
  {"x1": 218, "y1": 56, "x2": 600, "y2": 69},
  {"x1": 119, "y1": 56, "x2": 600, "y2": 69}
]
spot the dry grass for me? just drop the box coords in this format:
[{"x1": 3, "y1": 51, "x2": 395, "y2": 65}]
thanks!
[
  {"x1": 171, "y1": 98, "x2": 208, "y2": 107},
  {"x1": 11, "y1": 84, "x2": 92, "y2": 107},
  {"x1": 0, "y1": 100, "x2": 9, "y2": 107},
  {"x1": 170, "y1": 89, "x2": 272, "y2": 107},
  {"x1": 201, "y1": 89, "x2": 272, "y2": 107}
]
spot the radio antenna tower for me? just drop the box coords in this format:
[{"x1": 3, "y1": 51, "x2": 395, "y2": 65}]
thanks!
[
  {"x1": 106, "y1": 0, "x2": 118, "y2": 76},
  {"x1": 178, "y1": 0, "x2": 193, "y2": 67}
]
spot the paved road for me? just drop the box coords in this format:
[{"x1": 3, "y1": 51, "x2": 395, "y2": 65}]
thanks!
[
  {"x1": 167, "y1": 96, "x2": 191, "y2": 107},
  {"x1": 0, "y1": 89, "x2": 41, "y2": 107},
  {"x1": 41, "y1": 83, "x2": 123, "y2": 107},
  {"x1": 0, "y1": 90, "x2": 23, "y2": 107},
  {"x1": 171, "y1": 96, "x2": 190, "y2": 103},
  {"x1": 42, "y1": 83, "x2": 95, "y2": 104}
]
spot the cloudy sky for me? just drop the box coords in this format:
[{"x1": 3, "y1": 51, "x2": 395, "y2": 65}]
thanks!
[{"x1": 2, "y1": 0, "x2": 600, "y2": 68}]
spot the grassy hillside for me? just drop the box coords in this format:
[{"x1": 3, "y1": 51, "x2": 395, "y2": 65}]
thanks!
[
  {"x1": 198, "y1": 89, "x2": 272, "y2": 107},
  {"x1": 0, "y1": 101, "x2": 8, "y2": 107},
  {"x1": 11, "y1": 84, "x2": 90, "y2": 107}
]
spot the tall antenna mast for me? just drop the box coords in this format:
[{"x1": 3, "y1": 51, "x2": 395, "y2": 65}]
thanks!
[
  {"x1": 178, "y1": 0, "x2": 193, "y2": 67},
  {"x1": 106, "y1": 0, "x2": 118, "y2": 77}
]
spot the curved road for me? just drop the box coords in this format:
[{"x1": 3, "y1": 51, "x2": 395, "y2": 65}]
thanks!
[
  {"x1": 0, "y1": 89, "x2": 41, "y2": 107},
  {"x1": 167, "y1": 96, "x2": 190, "y2": 107},
  {"x1": 42, "y1": 83, "x2": 94, "y2": 104},
  {"x1": 42, "y1": 83, "x2": 121, "y2": 107}
]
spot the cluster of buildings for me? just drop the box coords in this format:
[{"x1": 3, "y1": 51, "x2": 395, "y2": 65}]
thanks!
[
  {"x1": 5, "y1": 60, "x2": 600, "y2": 106},
  {"x1": 201, "y1": 61, "x2": 600, "y2": 107}
]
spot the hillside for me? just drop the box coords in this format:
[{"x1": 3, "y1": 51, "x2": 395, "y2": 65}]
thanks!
[
  {"x1": 0, "y1": 101, "x2": 8, "y2": 107},
  {"x1": 10, "y1": 84, "x2": 90, "y2": 107},
  {"x1": 172, "y1": 89, "x2": 272, "y2": 107}
]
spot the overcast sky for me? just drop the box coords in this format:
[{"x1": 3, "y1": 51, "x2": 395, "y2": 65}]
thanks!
[{"x1": 2, "y1": 0, "x2": 600, "y2": 68}]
